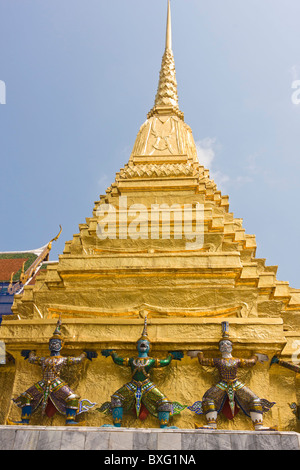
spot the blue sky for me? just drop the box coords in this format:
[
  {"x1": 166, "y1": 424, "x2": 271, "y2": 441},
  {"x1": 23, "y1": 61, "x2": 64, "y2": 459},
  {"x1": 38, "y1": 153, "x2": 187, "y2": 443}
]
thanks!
[{"x1": 0, "y1": 0, "x2": 300, "y2": 287}]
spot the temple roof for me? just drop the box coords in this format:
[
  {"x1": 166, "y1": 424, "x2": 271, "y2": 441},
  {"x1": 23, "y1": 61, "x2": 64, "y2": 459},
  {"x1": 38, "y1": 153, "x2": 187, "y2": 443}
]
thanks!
[
  {"x1": 0, "y1": 245, "x2": 52, "y2": 318},
  {"x1": 0, "y1": 227, "x2": 62, "y2": 317},
  {"x1": 0, "y1": 226, "x2": 62, "y2": 286},
  {"x1": 0, "y1": 246, "x2": 50, "y2": 283}
]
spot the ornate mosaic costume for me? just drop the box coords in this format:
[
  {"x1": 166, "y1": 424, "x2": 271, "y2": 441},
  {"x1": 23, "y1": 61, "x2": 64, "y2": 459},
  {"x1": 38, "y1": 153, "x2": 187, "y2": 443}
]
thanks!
[
  {"x1": 190, "y1": 355, "x2": 274, "y2": 419},
  {"x1": 270, "y1": 355, "x2": 300, "y2": 419},
  {"x1": 100, "y1": 316, "x2": 185, "y2": 427},
  {"x1": 10, "y1": 317, "x2": 97, "y2": 425},
  {"x1": 13, "y1": 352, "x2": 87, "y2": 417},
  {"x1": 189, "y1": 322, "x2": 275, "y2": 429},
  {"x1": 107, "y1": 352, "x2": 179, "y2": 419},
  {"x1": 271, "y1": 356, "x2": 300, "y2": 374}
]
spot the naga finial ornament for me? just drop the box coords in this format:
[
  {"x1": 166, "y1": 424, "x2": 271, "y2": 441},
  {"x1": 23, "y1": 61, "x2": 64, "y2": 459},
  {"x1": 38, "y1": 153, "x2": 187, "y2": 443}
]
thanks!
[{"x1": 47, "y1": 224, "x2": 62, "y2": 250}]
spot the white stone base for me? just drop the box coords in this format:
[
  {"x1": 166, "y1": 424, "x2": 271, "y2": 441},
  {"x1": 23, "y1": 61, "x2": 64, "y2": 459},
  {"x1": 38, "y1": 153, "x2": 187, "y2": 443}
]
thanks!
[{"x1": 0, "y1": 425, "x2": 299, "y2": 451}]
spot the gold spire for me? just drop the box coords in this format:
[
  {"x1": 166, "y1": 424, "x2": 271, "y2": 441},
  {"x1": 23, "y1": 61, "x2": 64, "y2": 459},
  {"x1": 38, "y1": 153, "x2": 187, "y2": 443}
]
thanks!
[
  {"x1": 165, "y1": 0, "x2": 172, "y2": 51},
  {"x1": 148, "y1": 0, "x2": 184, "y2": 120}
]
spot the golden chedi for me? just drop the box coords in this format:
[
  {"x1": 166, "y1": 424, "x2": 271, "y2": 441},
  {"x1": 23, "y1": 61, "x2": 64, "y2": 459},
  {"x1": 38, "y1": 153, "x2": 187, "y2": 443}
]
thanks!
[{"x1": 1, "y1": 0, "x2": 300, "y2": 431}]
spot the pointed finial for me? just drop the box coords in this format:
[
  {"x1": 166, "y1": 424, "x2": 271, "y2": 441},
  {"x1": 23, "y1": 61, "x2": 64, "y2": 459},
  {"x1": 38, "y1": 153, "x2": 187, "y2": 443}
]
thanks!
[
  {"x1": 221, "y1": 321, "x2": 230, "y2": 339},
  {"x1": 137, "y1": 315, "x2": 150, "y2": 342},
  {"x1": 9, "y1": 271, "x2": 15, "y2": 285},
  {"x1": 165, "y1": 0, "x2": 172, "y2": 51},
  {"x1": 7, "y1": 272, "x2": 15, "y2": 294},
  {"x1": 20, "y1": 260, "x2": 27, "y2": 285},
  {"x1": 50, "y1": 314, "x2": 64, "y2": 344}
]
